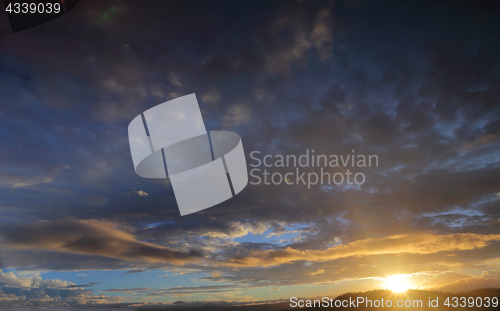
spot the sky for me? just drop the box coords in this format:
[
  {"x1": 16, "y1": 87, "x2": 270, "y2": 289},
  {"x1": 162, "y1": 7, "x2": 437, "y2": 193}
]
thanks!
[{"x1": 0, "y1": 0, "x2": 500, "y2": 308}]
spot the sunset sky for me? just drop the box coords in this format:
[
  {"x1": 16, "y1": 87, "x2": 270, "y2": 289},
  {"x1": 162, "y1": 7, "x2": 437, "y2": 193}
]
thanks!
[{"x1": 0, "y1": 0, "x2": 500, "y2": 308}]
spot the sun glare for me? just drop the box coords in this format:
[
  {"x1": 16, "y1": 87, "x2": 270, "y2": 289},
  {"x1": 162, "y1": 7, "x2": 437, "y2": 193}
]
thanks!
[{"x1": 383, "y1": 275, "x2": 413, "y2": 293}]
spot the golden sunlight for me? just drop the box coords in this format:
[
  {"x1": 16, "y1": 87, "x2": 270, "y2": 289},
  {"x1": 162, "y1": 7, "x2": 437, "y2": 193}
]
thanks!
[{"x1": 382, "y1": 274, "x2": 413, "y2": 293}]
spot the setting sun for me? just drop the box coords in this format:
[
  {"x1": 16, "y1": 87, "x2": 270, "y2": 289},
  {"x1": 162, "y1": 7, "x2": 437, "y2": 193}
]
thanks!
[{"x1": 383, "y1": 275, "x2": 413, "y2": 293}]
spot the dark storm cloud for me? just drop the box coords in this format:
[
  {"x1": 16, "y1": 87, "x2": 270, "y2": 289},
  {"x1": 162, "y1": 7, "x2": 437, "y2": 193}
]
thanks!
[
  {"x1": 0, "y1": 0, "x2": 499, "y2": 300},
  {"x1": 0, "y1": 219, "x2": 203, "y2": 264}
]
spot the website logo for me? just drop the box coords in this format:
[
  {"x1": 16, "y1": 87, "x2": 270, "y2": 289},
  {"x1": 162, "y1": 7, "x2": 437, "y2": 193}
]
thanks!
[{"x1": 128, "y1": 94, "x2": 248, "y2": 216}]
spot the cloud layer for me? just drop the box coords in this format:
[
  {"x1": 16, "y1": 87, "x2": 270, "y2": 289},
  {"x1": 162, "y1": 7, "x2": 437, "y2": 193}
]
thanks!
[{"x1": 0, "y1": 0, "x2": 499, "y2": 306}]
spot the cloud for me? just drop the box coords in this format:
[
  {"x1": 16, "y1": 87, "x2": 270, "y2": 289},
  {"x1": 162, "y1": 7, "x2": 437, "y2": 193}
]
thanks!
[
  {"x1": 125, "y1": 269, "x2": 149, "y2": 274},
  {"x1": 311, "y1": 9, "x2": 334, "y2": 62},
  {"x1": 9, "y1": 176, "x2": 53, "y2": 189},
  {"x1": 308, "y1": 269, "x2": 325, "y2": 276},
  {"x1": 132, "y1": 190, "x2": 149, "y2": 197},
  {"x1": 257, "y1": 5, "x2": 335, "y2": 75},
  {"x1": 102, "y1": 287, "x2": 151, "y2": 293},
  {"x1": 168, "y1": 72, "x2": 183, "y2": 87},
  {"x1": 7, "y1": 222, "x2": 499, "y2": 274},
  {"x1": 223, "y1": 104, "x2": 253, "y2": 127},
  {"x1": 0, "y1": 270, "x2": 118, "y2": 306},
  {"x1": 201, "y1": 89, "x2": 221, "y2": 106},
  {"x1": 427, "y1": 271, "x2": 500, "y2": 293},
  {"x1": 0, "y1": 219, "x2": 203, "y2": 265},
  {"x1": 66, "y1": 282, "x2": 100, "y2": 288},
  {"x1": 0, "y1": 0, "x2": 499, "y2": 304},
  {"x1": 220, "y1": 233, "x2": 500, "y2": 267}
]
